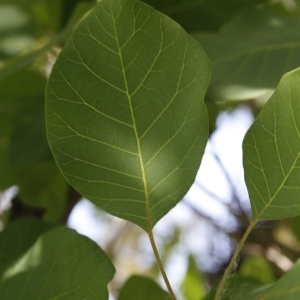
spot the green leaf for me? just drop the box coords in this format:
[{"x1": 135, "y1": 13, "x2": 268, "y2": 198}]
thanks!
[
  {"x1": 0, "y1": 226, "x2": 115, "y2": 300},
  {"x1": 16, "y1": 161, "x2": 69, "y2": 222},
  {"x1": 256, "y1": 259, "x2": 300, "y2": 299},
  {"x1": 0, "y1": 218, "x2": 54, "y2": 264},
  {"x1": 118, "y1": 275, "x2": 170, "y2": 300},
  {"x1": 238, "y1": 256, "x2": 275, "y2": 284},
  {"x1": 46, "y1": 0, "x2": 210, "y2": 230},
  {"x1": 193, "y1": 8, "x2": 300, "y2": 101},
  {"x1": 141, "y1": 0, "x2": 267, "y2": 32},
  {"x1": 0, "y1": 69, "x2": 46, "y2": 190},
  {"x1": 205, "y1": 276, "x2": 268, "y2": 300},
  {"x1": 181, "y1": 255, "x2": 206, "y2": 300},
  {"x1": 243, "y1": 67, "x2": 300, "y2": 220},
  {"x1": 9, "y1": 114, "x2": 53, "y2": 166}
]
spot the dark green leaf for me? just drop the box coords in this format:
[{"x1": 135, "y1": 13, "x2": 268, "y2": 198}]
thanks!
[
  {"x1": 0, "y1": 226, "x2": 115, "y2": 300},
  {"x1": 16, "y1": 161, "x2": 69, "y2": 222},
  {"x1": 118, "y1": 275, "x2": 170, "y2": 300},
  {"x1": 46, "y1": 0, "x2": 210, "y2": 230},
  {"x1": 193, "y1": 8, "x2": 300, "y2": 101},
  {"x1": 243, "y1": 68, "x2": 300, "y2": 220},
  {"x1": 141, "y1": 0, "x2": 267, "y2": 31},
  {"x1": 205, "y1": 276, "x2": 268, "y2": 300},
  {"x1": 0, "y1": 218, "x2": 54, "y2": 264},
  {"x1": 9, "y1": 114, "x2": 53, "y2": 166}
]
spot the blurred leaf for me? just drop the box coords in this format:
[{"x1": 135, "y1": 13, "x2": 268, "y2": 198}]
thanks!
[
  {"x1": 118, "y1": 275, "x2": 170, "y2": 300},
  {"x1": 0, "y1": 4, "x2": 34, "y2": 58},
  {"x1": 0, "y1": 218, "x2": 54, "y2": 264},
  {"x1": 31, "y1": 0, "x2": 63, "y2": 33},
  {"x1": 290, "y1": 215, "x2": 300, "y2": 241},
  {"x1": 238, "y1": 256, "x2": 275, "y2": 284},
  {"x1": 257, "y1": 259, "x2": 300, "y2": 299},
  {"x1": 46, "y1": 0, "x2": 210, "y2": 230},
  {"x1": 141, "y1": 0, "x2": 267, "y2": 32},
  {"x1": 16, "y1": 161, "x2": 69, "y2": 222},
  {"x1": 9, "y1": 114, "x2": 53, "y2": 166},
  {"x1": 193, "y1": 7, "x2": 300, "y2": 101},
  {"x1": 243, "y1": 68, "x2": 300, "y2": 220},
  {"x1": 0, "y1": 70, "x2": 46, "y2": 190},
  {"x1": 0, "y1": 144, "x2": 15, "y2": 189},
  {"x1": 181, "y1": 255, "x2": 206, "y2": 300},
  {"x1": 0, "y1": 226, "x2": 115, "y2": 300},
  {"x1": 0, "y1": 69, "x2": 45, "y2": 133},
  {"x1": 205, "y1": 276, "x2": 268, "y2": 300}
]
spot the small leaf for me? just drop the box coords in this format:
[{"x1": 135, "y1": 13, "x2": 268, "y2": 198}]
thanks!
[
  {"x1": 0, "y1": 226, "x2": 115, "y2": 300},
  {"x1": 118, "y1": 275, "x2": 170, "y2": 300},
  {"x1": 46, "y1": 0, "x2": 210, "y2": 230},
  {"x1": 243, "y1": 67, "x2": 300, "y2": 220},
  {"x1": 181, "y1": 255, "x2": 206, "y2": 300}
]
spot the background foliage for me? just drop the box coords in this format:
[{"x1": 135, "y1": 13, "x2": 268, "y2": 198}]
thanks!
[{"x1": 1, "y1": 0, "x2": 300, "y2": 299}]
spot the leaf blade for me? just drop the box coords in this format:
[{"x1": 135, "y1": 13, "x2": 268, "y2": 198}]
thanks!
[
  {"x1": 0, "y1": 226, "x2": 115, "y2": 300},
  {"x1": 193, "y1": 8, "x2": 300, "y2": 101},
  {"x1": 46, "y1": 0, "x2": 210, "y2": 230},
  {"x1": 243, "y1": 67, "x2": 300, "y2": 220}
]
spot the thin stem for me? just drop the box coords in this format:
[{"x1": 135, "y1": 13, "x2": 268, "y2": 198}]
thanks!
[
  {"x1": 148, "y1": 229, "x2": 177, "y2": 300},
  {"x1": 214, "y1": 220, "x2": 257, "y2": 300}
]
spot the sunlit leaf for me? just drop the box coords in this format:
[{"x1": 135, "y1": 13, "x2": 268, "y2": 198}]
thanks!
[
  {"x1": 118, "y1": 275, "x2": 170, "y2": 300},
  {"x1": 238, "y1": 256, "x2": 275, "y2": 284},
  {"x1": 193, "y1": 7, "x2": 300, "y2": 101},
  {"x1": 0, "y1": 226, "x2": 115, "y2": 300},
  {"x1": 46, "y1": 0, "x2": 210, "y2": 230},
  {"x1": 181, "y1": 255, "x2": 206, "y2": 300},
  {"x1": 243, "y1": 68, "x2": 300, "y2": 220}
]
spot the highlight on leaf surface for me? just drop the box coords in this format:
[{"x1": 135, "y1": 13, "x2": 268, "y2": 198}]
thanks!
[
  {"x1": 45, "y1": 0, "x2": 210, "y2": 230},
  {"x1": 243, "y1": 67, "x2": 300, "y2": 220},
  {"x1": 0, "y1": 226, "x2": 115, "y2": 300}
]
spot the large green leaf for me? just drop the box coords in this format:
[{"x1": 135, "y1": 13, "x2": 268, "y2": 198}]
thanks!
[
  {"x1": 193, "y1": 7, "x2": 300, "y2": 101},
  {"x1": 243, "y1": 68, "x2": 300, "y2": 220},
  {"x1": 118, "y1": 275, "x2": 170, "y2": 300},
  {"x1": 0, "y1": 226, "x2": 115, "y2": 300},
  {"x1": 46, "y1": 0, "x2": 210, "y2": 230}
]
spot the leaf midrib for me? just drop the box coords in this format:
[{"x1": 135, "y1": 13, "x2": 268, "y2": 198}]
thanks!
[{"x1": 111, "y1": 2, "x2": 151, "y2": 231}]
